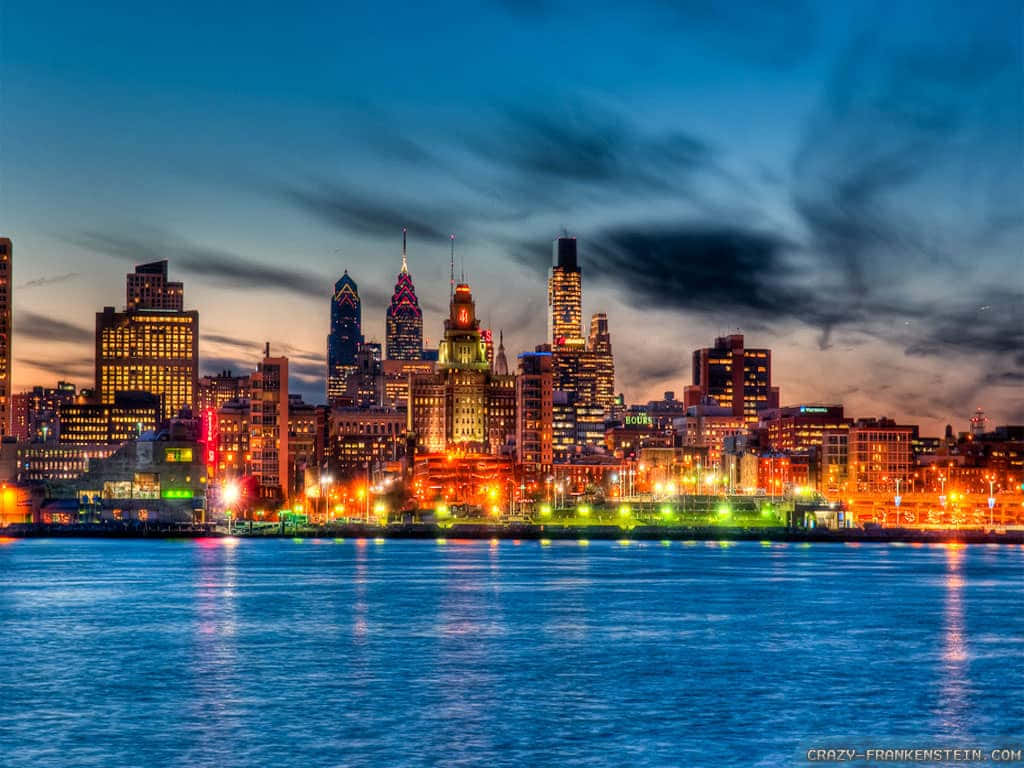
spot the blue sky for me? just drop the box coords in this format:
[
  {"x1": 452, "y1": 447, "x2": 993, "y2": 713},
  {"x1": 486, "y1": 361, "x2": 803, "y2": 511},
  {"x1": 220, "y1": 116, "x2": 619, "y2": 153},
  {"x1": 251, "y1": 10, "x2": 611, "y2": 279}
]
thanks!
[{"x1": 1, "y1": 0, "x2": 1021, "y2": 433}]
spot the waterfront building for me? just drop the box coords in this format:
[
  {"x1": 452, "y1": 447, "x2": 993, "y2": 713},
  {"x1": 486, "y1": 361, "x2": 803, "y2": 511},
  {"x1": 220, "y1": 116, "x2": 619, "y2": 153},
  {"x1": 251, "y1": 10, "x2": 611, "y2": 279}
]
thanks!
[
  {"x1": 683, "y1": 334, "x2": 779, "y2": 426},
  {"x1": 759, "y1": 405, "x2": 852, "y2": 454},
  {"x1": 96, "y1": 263, "x2": 198, "y2": 423},
  {"x1": 250, "y1": 345, "x2": 288, "y2": 501},
  {"x1": 10, "y1": 442, "x2": 118, "y2": 483},
  {"x1": 73, "y1": 437, "x2": 207, "y2": 523},
  {"x1": 327, "y1": 271, "x2": 362, "y2": 403},
  {"x1": 516, "y1": 351, "x2": 553, "y2": 478},
  {"x1": 847, "y1": 417, "x2": 914, "y2": 493},
  {"x1": 385, "y1": 230, "x2": 424, "y2": 361},
  {"x1": 0, "y1": 237, "x2": 11, "y2": 438},
  {"x1": 126, "y1": 260, "x2": 183, "y2": 311},
  {"x1": 197, "y1": 370, "x2": 251, "y2": 412}
]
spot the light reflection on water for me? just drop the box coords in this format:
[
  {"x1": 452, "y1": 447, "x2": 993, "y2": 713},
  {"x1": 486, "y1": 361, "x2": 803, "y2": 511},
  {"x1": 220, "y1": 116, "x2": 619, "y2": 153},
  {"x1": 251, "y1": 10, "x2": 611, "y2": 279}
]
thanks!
[{"x1": 0, "y1": 539, "x2": 1021, "y2": 767}]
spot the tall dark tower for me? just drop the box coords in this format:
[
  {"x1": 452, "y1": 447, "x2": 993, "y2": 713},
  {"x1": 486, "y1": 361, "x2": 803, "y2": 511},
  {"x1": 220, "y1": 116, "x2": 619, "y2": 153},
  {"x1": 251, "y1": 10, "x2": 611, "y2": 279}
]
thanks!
[
  {"x1": 548, "y1": 235, "x2": 583, "y2": 346},
  {"x1": 385, "y1": 228, "x2": 424, "y2": 361},
  {"x1": 327, "y1": 271, "x2": 362, "y2": 403}
]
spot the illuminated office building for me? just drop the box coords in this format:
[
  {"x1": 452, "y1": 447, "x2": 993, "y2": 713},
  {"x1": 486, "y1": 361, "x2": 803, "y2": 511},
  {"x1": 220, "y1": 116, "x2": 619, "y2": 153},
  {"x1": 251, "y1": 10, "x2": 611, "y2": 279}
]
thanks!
[
  {"x1": 328, "y1": 271, "x2": 362, "y2": 403},
  {"x1": 0, "y1": 237, "x2": 10, "y2": 437},
  {"x1": 346, "y1": 342, "x2": 384, "y2": 408},
  {"x1": 759, "y1": 405, "x2": 852, "y2": 454},
  {"x1": 126, "y1": 260, "x2": 183, "y2": 311},
  {"x1": 385, "y1": 230, "x2": 423, "y2": 361},
  {"x1": 11, "y1": 381, "x2": 78, "y2": 442},
  {"x1": 96, "y1": 263, "x2": 198, "y2": 423},
  {"x1": 58, "y1": 391, "x2": 160, "y2": 445},
  {"x1": 683, "y1": 334, "x2": 779, "y2": 426},
  {"x1": 548, "y1": 235, "x2": 583, "y2": 345},
  {"x1": 587, "y1": 313, "x2": 615, "y2": 410},
  {"x1": 382, "y1": 359, "x2": 435, "y2": 409},
  {"x1": 250, "y1": 345, "x2": 289, "y2": 500}
]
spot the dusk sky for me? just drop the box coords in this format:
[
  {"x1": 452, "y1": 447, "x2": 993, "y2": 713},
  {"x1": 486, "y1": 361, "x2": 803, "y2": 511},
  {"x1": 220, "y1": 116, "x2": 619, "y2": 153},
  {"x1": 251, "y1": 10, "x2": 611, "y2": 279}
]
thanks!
[{"x1": 1, "y1": 0, "x2": 1021, "y2": 434}]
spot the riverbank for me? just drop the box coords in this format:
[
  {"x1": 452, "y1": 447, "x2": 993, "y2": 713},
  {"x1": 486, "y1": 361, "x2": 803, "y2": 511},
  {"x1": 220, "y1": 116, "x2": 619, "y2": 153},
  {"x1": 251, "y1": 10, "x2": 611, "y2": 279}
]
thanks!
[{"x1": 3, "y1": 521, "x2": 1023, "y2": 545}]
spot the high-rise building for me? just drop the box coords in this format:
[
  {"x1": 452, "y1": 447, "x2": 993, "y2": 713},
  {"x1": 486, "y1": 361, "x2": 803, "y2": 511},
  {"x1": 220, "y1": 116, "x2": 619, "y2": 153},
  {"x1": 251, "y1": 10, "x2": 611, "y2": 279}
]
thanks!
[
  {"x1": 327, "y1": 271, "x2": 362, "y2": 403},
  {"x1": 126, "y1": 260, "x2": 183, "y2": 311},
  {"x1": 516, "y1": 351, "x2": 553, "y2": 477},
  {"x1": 96, "y1": 263, "x2": 198, "y2": 423},
  {"x1": 548, "y1": 235, "x2": 583, "y2": 345},
  {"x1": 250, "y1": 345, "x2": 289, "y2": 501},
  {"x1": 0, "y1": 236, "x2": 11, "y2": 438},
  {"x1": 683, "y1": 334, "x2": 779, "y2": 426},
  {"x1": 587, "y1": 313, "x2": 615, "y2": 410},
  {"x1": 385, "y1": 229, "x2": 423, "y2": 361},
  {"x1": 10, "y1": 381, "x2": 78, "y2": 442}
]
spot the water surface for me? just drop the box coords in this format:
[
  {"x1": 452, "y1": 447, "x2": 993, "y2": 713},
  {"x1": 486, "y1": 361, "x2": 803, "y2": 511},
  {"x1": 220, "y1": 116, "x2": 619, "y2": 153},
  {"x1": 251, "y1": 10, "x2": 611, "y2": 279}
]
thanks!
[{"x1": 1, "y1": 538, "x2": 1021, "y2": 766}]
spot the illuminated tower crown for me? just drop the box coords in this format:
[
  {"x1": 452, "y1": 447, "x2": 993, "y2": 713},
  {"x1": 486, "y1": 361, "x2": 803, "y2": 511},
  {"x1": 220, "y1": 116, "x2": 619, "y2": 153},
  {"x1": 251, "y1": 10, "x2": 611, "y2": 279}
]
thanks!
[
  {"x1": 438, "y1": 283, "x2": 489, "y2": 372},
  {"x1": 385, "y1": 228, "x2": 424, "y2": 360}
]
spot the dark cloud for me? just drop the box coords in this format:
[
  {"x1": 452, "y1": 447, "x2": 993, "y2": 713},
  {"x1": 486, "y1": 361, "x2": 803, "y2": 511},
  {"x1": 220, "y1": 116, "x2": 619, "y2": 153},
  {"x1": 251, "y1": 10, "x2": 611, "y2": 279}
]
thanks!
[
  {"x1": 73, "y1": 232, "x2": 337, "y2": 301},
  {"x1": 18, "y1": 355, "x2": 94, "y2": 381},
  {"x1": 279, "y1": 182, "x2": 452, "y2": 242},
  {"x1": 17, "y1": 311, "x2": 93, "y2": 344},
  {"x1": 19, "y1": 273, "x2": 81, "y2": 290}
]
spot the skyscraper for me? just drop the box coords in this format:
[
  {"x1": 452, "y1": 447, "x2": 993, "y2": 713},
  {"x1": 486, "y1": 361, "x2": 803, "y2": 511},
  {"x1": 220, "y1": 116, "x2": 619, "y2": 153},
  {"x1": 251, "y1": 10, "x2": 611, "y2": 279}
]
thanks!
[
  {"x1": 0, "y1": 237, "x2": 11, "y2": 438},
  {"x1": 96, "y1": 262, "x2": 198, "y2": 423},
  {"x1": 327, "y1": 271, "x2": 362, "y2": 403},
  {"x1": 385, "y1": 229, "x2": 423, "y2": 361},
  {"x1": 548, "y1": 235, "x2": 583, "y2": 346},
  {"x1": 126, "y1": 260, "x2": 183, "y2": 310},
  {"x1": 683, "y1": 334, "x2": 779, "y2": 426}
]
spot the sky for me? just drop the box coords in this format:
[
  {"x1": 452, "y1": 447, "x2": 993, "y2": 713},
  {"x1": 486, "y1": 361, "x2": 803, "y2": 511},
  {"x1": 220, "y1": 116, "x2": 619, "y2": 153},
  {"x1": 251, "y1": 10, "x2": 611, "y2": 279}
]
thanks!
[{"x1": 1, "y1": 0, "x2": 1021, "y2": 435}]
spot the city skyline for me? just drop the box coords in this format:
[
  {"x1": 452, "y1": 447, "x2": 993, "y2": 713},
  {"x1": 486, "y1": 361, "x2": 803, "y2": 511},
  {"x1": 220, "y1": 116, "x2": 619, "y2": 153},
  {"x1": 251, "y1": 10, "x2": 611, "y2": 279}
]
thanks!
[{"x1": 2, "y1": 1, "x2": 1021, "y2": 435}]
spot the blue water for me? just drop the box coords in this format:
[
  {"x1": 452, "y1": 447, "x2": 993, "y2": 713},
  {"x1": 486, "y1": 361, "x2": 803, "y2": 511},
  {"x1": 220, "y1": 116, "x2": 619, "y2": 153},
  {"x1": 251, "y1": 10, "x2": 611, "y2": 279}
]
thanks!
[{"x1": 1, "y1": 538, "x2": 1021, "y2": 767}]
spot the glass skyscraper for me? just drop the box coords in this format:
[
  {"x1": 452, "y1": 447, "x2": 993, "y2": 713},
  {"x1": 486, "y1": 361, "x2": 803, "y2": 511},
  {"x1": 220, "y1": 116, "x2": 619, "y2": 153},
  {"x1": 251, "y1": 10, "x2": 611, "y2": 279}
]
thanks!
[{"x1": 327, "y1": 271, "x2": 362, "y2": 403}]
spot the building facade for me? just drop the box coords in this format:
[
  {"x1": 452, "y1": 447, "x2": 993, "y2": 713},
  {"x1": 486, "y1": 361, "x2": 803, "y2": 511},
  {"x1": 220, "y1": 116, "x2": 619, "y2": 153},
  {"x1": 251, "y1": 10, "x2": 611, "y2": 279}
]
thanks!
[
  {"x1": 0, "y1": 237, "x2": 10, "y2": 438},
  {"x1": 250, "y1": 346, "x2": 289, "y2": 501},
  {"x1": 516, "y1": 351, "x2": 553, "y2": 477}
]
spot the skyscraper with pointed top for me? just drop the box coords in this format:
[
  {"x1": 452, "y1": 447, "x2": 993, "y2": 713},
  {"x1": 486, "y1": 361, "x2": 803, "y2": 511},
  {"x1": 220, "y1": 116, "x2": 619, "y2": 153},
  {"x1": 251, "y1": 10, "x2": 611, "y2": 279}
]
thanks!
[
  {"x1": 328, "y1": 270, "x2": 362, "y2": 403},
  {"x1": 386, "y1": 228, "x2": 424, "y2": 361}
]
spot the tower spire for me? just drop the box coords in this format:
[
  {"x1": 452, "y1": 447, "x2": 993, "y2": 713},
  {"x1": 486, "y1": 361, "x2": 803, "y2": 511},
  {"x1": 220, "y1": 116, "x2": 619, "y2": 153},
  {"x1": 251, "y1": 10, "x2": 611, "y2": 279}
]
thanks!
[
  {"x1": 401, "y1": 227, "x2": 408, "y2": 273},
  {"x1": 449, "y1": 233, "x2": 455, "y2": 301}
]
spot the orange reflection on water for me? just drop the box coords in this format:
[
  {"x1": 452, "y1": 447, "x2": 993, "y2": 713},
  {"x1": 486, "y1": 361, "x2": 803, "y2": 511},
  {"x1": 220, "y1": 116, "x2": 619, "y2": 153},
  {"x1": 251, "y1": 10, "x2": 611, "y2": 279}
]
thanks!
[
  {"x1": 940, "y1": 544, "x2": 969, "y2": 737},
  {"x1": 0, "y1": 537, "x2": 17, "y2": 545}
]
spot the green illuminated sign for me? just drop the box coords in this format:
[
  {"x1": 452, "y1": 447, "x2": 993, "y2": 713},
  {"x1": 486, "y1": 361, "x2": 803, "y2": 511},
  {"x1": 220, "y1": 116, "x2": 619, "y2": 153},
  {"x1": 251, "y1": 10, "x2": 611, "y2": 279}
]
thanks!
[
  {"x1": 162, "y1": 488, "x2": 194, "y2": 499},
  {"x1": 799, "y1": 406, "x2": 829, "y2": 414},
  {"x1": 625, "y1": 414, "x2": 652, "y2": 426}
]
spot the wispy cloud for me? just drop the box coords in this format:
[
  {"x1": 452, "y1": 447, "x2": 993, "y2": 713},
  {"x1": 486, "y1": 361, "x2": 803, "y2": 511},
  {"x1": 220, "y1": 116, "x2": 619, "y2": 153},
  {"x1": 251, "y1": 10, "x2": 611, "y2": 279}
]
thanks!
[
  {"x1": 17, "y1": 311, "x2": 93, "y2": 344},
  {"x1": 19, "y1": 273, "x2": 81, "y2": 290}
]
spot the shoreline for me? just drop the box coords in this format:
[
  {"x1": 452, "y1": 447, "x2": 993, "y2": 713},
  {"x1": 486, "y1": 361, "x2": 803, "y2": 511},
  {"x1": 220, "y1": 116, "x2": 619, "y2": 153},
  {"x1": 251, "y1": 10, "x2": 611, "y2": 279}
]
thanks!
[{"x1": 3, "y1": 522, "x2": 1023, "y2": 545}]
